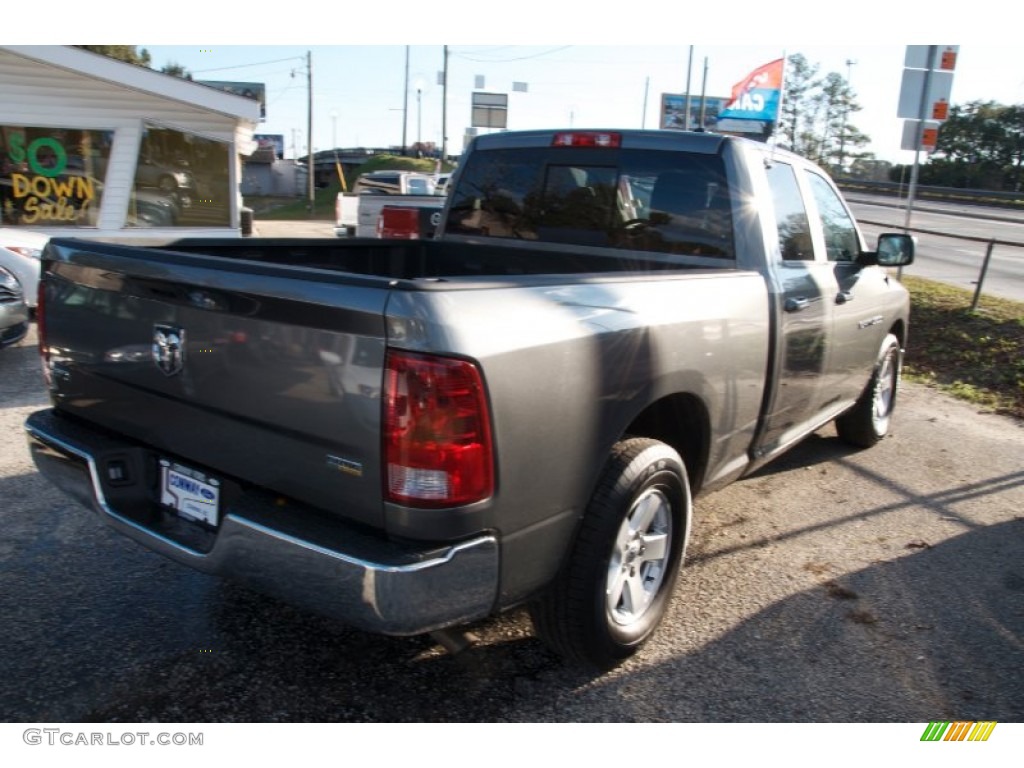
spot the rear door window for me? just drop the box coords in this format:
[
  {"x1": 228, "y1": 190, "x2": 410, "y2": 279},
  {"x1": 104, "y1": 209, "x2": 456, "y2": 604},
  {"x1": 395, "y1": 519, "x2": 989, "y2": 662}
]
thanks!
[{"x1": 765, "y1": 161, "x2": 813, "y2": 261}]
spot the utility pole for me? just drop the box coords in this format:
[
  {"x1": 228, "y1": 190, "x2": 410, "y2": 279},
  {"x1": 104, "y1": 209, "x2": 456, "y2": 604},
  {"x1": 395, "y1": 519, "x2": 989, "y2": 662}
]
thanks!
[
  {"x1": 904, "y1": 46, "x2": 938, "y2": 235},
  {"x1": 641, "y1": 76, "x2": 649, "y2": 128},
  {"x1": 306, "y1": 50, "x2": 314, "y2": 215},
  {"x1": 402, "y1": 46, "x2": 410, "y2": 156},
  {"x1": 684, "y1": 45, "x2": 694, "y2": 130},
  {"x1": 441, "y1": 45, "x2": 449, "y2": 163},
  {"x1": 698, "y1": 57, "x2": 708, "y2": 129}
]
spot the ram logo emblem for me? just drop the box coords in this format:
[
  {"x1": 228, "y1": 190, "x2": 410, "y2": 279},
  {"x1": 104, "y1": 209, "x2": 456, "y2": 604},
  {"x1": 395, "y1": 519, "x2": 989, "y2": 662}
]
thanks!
[{"x1": 152, "y1": 325, "x2": 186, "y2": 376}]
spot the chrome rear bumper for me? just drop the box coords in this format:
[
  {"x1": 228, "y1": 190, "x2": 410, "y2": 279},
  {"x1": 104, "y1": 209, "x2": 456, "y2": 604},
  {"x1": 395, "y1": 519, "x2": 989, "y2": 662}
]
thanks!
[{"x1": 25, "y1": 408, "x2": 499, "y2": 636}]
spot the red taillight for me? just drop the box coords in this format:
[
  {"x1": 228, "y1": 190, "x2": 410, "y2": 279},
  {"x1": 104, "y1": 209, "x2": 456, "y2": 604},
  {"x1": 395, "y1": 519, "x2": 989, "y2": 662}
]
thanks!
[
  {"x1": 378, "y1": 206, "x2": 421, "y2": 239},
  {"x1": 551, "y1": 131, "x2": 622, "y2": 148},
  {"x1": 384, "y1": 350, "x2": 494, "y2": 508}
]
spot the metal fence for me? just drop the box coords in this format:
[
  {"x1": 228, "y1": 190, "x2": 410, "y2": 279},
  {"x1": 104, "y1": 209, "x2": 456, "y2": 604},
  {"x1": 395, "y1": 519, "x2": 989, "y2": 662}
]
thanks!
[{"x1": 838, "y1": 179, "x2": 1024, "y2": 211}]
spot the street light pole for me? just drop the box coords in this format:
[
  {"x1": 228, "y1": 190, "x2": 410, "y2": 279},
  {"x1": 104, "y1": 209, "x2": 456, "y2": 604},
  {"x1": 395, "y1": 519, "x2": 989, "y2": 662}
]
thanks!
[
  {"x1": 402, "y1": 46, "x2": 410, "y2": 156},
  {"x1": 837, "y1": 58, "x2": 856, "y2": 175},
  {"x1": 441, "y1": 45, "x2": 449, "y2": 163},
  {"x1": 306, "y1": 49, "x2": 314, "y2": 215}
]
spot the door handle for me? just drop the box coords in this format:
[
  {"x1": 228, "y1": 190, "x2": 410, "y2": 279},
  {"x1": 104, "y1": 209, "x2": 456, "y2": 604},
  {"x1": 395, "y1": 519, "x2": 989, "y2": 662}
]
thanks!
[
  {"x1": 784, "y1": 297, "x2": 810, "y2": 313},
  {"x1": 836, "y1": 291, "x2": 854, "y2": 304}
]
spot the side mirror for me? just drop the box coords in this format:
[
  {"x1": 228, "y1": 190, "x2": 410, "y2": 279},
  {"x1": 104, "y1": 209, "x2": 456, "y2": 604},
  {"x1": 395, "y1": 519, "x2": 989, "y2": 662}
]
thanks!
[{"x1": 857, "y1": 233, "x2": 915, "y2": 267}]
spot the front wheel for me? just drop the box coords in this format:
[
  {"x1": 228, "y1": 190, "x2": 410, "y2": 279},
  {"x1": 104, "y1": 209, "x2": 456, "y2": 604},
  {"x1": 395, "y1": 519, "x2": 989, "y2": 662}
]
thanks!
[
  {"x1": 529, "y1": 438, "x2": 691, "y2": 669},
  {"x1": 835, "y1": 333, "x2": 902, "y2": 448}
]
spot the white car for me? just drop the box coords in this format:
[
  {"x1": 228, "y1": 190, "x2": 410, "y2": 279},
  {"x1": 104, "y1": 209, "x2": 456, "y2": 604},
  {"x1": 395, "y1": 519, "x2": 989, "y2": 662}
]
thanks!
[
  {"x1": 0, "y1": 227, "x2": 50, "y2": 310},
  {"x1": 0, "y1": 265, "x2": 29, "y2": 348}
]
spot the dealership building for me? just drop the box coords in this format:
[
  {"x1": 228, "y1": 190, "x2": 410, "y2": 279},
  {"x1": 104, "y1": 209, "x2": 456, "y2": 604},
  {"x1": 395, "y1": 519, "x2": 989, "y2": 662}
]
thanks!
[{"x1": 0, "y1": 45, "x2": 260, "y2": 239}]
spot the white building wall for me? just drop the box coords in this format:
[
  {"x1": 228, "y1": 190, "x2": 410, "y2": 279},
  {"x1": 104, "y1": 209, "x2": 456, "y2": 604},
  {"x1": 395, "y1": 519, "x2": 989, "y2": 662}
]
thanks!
[{"x1": 0, "y1": 47, "x2": 255, "y2": 238}]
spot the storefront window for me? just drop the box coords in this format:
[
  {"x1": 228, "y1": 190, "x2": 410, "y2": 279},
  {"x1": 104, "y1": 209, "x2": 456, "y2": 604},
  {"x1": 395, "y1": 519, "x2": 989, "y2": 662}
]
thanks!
[
  {"x1": 130, "y1": 124, "x2": 230, "y2": 227},
  {"x1": 0, "y1": 126, "x2": 111, "y2": 227}
]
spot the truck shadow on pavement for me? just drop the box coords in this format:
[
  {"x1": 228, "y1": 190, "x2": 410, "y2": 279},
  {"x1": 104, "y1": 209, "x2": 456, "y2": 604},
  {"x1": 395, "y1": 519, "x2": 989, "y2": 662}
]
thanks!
[{"x1": 59, "y1": 516, "x2": 1021, "y2": 723}]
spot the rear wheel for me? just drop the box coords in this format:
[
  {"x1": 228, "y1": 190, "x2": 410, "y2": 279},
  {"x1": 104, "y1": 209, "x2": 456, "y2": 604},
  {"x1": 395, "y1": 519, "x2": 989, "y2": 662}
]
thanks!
[
  {"x1": 529, "y1": 438, "x2": 691, "y2": 669},
  {"x1": 836, "y1": 333, "x2": 901, "y2": 448}
]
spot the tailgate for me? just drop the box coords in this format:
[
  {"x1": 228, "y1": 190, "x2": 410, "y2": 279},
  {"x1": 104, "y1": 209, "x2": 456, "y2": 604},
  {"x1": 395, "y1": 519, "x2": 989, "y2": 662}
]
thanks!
[{"x1": 41, "y1": 239, "x2": 392, "y2": 530}]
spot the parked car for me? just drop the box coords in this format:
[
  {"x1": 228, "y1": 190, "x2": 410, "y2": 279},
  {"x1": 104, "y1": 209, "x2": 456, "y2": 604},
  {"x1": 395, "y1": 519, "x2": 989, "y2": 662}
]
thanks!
[
  {"x1": 128, "y1": 189, "x2": 181, "y2": 228},
  {"x1": 0, "y1": 265, "x2": 29, "y2": 348},
  {"x1": 134, "y1": 158, "x2": 197, "y2": 195},
  {"x1": 0, "y1": 227, "x2": 49, "y2": 310}
]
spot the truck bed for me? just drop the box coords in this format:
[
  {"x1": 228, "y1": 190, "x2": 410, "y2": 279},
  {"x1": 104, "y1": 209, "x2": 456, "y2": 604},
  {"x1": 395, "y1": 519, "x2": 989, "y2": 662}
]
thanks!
[
  {"x1": 39, "y1": 235, "x2": 753, "y2": 537},
  {"x1": 107, "y1": 236, "x2": 711, "y2": 282}
]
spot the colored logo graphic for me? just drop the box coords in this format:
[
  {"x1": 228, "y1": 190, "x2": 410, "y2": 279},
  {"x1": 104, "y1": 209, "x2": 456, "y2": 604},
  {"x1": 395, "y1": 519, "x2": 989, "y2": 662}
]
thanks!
[{"x1": 921, "y1": 722, "x2": 997, "y2": 742}]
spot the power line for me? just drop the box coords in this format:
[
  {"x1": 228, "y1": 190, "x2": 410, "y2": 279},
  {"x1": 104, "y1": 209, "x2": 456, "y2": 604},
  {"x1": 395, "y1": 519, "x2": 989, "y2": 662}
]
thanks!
[
  {"x1": 452, "y1": 46, "x2": 574, "y2": 63},
  {"x1": 189, "y1": 56, "x2": 304, "y2": 75}
]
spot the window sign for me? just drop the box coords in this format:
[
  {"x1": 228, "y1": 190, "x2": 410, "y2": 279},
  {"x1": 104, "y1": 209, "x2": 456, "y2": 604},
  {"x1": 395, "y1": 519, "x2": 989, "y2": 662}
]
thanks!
[{"x1": 0, "y1": 126, "x2": 112, "y2": 227}]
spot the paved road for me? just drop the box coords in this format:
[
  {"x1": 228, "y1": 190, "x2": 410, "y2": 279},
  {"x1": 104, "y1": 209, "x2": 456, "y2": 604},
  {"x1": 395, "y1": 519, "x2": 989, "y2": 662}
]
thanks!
[
  {"x1": 850, "y1": 197, "x2": 1024, "y2": 303},
  {"x1": 1, "y1": 321, "x2": 1021, "y2": 723}
]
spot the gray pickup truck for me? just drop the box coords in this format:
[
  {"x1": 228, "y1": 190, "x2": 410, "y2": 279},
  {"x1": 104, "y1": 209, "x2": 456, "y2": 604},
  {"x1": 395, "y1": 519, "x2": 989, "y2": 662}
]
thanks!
[{"x1": 25, "y1": 129, "x2": 914, "y2": 668}]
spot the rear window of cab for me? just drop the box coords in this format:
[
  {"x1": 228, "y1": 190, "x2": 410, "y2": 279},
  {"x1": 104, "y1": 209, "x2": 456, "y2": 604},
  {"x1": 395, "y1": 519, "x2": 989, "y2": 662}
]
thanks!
[{"x1": 445, "y1": 147, "x2": 734, "y2": 259}]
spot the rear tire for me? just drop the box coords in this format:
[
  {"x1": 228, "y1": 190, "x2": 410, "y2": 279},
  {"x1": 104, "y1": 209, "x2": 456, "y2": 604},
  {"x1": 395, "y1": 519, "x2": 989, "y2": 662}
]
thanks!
[
  {"x1": 529, "y1": 438, "x2": 691, "y2": 669},
  {"x1": 836, "y1": 333, "x2": 901, "y2": 448}
]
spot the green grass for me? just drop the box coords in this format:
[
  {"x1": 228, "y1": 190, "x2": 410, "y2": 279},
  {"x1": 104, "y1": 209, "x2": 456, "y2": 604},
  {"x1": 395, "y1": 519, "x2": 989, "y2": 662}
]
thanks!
[
  {"x1": 247, "y1": 155, "x2": 453, "y2": 221},
  {"x1": 902, "y1": 276, "x2": 1024, "y2": 420}
]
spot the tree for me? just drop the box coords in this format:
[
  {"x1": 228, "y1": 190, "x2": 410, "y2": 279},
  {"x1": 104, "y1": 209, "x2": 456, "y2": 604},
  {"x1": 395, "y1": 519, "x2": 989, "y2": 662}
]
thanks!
[
  {"x1": 930, "y1": 100, "x2": 1024, "y2": 190},
  {"x1": 778, "y1": 53, "x2": 819, "y2": 155},
  {"x1": 76, "y1": 45, "x2": 151, "y2": 68},
  {"x1": 778, "y1": 53, "x2": 873, "y2": 173},
  {"x1": 160, "y1": 62, "x2": 193, "y2": 80},
  {"x1": 75, "y1": 45, "x2": 191, "y2": 80}
]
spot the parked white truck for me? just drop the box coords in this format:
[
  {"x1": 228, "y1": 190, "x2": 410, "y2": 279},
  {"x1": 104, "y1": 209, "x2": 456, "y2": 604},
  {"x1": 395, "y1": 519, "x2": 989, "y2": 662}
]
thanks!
[{"x1": 335, "y1": 170, "x2": 446, "y2": 238}]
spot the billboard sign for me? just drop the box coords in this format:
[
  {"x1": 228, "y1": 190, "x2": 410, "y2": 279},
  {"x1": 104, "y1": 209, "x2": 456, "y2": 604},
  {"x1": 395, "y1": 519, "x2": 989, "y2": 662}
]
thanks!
[
  {"x1": 661, "y1": 94, "x2": 768, "y2": 137},
  {"x1": 471, "y1": 92, "x2": 508, "y2": 129},
  {"x1": 254, "y1": 134, "x2": 285, "y2": 159}
]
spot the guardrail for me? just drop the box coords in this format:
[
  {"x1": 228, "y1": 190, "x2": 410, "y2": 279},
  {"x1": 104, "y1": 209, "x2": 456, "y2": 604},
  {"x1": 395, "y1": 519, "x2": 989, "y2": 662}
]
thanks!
[
  {"x1": 838, "y1": 179, "x2": 1024, "y2": 210},
  {"x1": 857, "y1": 210, "x2": 1022, "y2": 311}
]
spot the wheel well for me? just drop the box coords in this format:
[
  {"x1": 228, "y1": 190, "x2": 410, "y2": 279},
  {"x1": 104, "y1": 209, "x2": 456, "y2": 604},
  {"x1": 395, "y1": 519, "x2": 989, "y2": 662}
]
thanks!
[
  {"x1": 623, "y1": 393, "x2": 709, "y2": 493},
  {"x1": 889, "y1": 320, "x2": 907, "y2": 348}
]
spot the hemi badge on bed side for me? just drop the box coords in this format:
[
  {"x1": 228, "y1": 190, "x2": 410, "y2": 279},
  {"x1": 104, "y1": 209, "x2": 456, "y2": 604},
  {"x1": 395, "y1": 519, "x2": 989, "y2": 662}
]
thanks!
[
  {"x1": 857, "y1": 315, "x2": 884, "y2": 330},
  {"x1": 327, "y1": 455, "x2": 364, "y2": 477}
]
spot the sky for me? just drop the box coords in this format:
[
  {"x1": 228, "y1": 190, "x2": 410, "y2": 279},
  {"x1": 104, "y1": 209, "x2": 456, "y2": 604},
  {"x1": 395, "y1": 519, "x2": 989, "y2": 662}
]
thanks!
[
  {"x1": 139, "y1": 42, "x2": 1024, "y2": 165},
  {"x1": 26, "y1": 2, "x2": 1024, "y2": 165}
]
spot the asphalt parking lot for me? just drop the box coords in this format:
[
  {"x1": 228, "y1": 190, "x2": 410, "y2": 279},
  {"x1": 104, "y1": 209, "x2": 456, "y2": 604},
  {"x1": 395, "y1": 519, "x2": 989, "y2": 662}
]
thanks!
[{"x1": 1, "y1": 262, "x2": 1022, "y2": 722}]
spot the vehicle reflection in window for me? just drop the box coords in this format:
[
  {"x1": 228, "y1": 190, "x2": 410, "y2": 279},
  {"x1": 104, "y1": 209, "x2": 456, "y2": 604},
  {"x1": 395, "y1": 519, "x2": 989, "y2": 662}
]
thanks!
[{"x1": 131, "y1": 124, "x2": 230, "y2": 227}]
